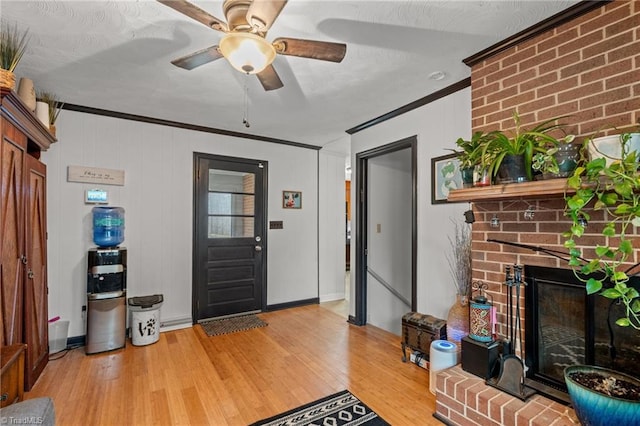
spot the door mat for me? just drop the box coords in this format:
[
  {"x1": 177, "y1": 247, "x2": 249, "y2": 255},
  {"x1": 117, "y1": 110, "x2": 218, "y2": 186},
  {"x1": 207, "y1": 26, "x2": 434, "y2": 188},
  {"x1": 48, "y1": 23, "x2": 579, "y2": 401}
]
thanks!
[
  {"x1": 199, "y1": 314, "x2": 267, "y2": 337},
  {"x1": 249, "y1": 390, "x2": 390, "y2": 426}
]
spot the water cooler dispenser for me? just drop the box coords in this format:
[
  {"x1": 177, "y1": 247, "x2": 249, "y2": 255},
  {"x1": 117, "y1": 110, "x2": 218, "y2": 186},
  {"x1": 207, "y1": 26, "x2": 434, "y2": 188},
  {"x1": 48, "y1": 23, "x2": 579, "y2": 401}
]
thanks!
[{"x1": 86, "y1": 207, "x2": 127, "y2": 354}]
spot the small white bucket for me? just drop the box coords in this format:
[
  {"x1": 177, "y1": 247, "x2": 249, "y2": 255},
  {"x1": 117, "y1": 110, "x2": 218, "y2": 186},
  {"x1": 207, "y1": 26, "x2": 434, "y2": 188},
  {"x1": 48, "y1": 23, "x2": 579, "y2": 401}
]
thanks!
[{"x1": 48, "y1": 320, "x2": 69, "y2": 354}]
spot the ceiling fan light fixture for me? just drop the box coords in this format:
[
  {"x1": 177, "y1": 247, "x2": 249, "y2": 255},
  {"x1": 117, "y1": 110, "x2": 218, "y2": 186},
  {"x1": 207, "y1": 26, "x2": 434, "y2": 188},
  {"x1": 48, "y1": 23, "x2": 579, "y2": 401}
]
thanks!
[{"x1": 219, "y1": 32, "x2": 276, "y2": 74}]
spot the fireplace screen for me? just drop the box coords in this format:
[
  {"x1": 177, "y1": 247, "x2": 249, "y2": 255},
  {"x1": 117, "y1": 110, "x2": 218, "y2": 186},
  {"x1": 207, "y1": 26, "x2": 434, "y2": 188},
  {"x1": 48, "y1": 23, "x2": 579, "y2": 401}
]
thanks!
[{"x1": 524, "y1": 265, "x2": 640, "y2": 401}]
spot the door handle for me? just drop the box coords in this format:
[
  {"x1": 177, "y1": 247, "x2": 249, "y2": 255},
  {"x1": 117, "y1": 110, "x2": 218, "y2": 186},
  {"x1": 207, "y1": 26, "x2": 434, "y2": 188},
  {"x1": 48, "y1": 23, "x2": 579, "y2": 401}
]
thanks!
[{"x1": 255, "y1": 245, "x2": 262, "y2": 252}]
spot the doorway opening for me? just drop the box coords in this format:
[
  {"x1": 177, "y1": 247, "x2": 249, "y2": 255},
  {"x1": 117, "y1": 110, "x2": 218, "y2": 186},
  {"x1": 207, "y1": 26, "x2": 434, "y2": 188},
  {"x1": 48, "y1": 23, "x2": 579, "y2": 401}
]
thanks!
[{"x1": 351, "y1": 136, "x2": 417, "y2": 333}]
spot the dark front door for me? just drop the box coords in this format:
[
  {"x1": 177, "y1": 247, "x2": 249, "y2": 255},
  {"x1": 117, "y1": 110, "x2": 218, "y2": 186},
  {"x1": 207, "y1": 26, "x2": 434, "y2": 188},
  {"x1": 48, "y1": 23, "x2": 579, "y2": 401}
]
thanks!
[{"x1": 193, "y1": 153, "x2": 267, "y2": 321}]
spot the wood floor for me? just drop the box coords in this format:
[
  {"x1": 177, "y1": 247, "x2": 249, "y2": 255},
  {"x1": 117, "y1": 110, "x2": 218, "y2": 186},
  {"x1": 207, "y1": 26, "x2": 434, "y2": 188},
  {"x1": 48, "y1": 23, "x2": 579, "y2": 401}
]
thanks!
[{"x1": 25, "y1": 304, "x2": 441, "y2": 425}]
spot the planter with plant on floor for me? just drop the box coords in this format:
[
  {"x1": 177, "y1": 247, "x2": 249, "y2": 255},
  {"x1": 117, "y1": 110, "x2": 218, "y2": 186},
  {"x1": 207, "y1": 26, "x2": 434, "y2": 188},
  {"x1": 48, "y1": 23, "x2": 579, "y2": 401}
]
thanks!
[{"x1": 563, "y1": 125, "x2": 640, "y2": 425}]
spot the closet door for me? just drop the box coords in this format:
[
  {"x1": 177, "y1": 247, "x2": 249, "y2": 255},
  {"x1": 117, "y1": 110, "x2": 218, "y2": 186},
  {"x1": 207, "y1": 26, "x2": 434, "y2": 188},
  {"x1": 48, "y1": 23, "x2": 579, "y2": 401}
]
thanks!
[
  {"x1": 23, "y1": 155, "x2": 48, "y2": 390},
  {"x1": 0, "y1": 122, "x2": 26, "y2": 348}
]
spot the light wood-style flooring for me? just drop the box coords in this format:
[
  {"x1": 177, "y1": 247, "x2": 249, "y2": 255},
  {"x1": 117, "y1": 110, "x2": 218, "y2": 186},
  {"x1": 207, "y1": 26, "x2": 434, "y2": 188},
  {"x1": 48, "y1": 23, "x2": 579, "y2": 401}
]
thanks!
[{"x1": 25, "y1": 304, "x2": 440, "y2": 425}]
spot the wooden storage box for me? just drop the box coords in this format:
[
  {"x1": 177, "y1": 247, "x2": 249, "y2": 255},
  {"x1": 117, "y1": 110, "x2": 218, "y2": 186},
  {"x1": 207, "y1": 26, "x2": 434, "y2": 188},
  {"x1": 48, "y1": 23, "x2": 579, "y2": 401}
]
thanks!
[{"x1": 401, "y1": 312, "x2": 447, "y2": 362}]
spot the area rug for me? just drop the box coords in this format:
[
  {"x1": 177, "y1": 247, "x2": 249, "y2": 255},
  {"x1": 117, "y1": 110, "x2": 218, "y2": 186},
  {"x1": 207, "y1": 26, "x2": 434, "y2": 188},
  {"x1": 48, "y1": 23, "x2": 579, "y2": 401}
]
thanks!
[
  {"x1": 249, "y1": 390, "x2": 390, "y2": 426},
  {"x1": 199, "y1": 314, "x2": 267, "y2": 337}
]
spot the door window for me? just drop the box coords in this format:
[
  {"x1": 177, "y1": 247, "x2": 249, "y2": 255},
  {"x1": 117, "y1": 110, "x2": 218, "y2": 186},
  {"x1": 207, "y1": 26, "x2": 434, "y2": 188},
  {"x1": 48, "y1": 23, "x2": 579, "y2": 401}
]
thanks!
[{"x1": 207, "y1": 170, "x2": 255, "y2": 238}]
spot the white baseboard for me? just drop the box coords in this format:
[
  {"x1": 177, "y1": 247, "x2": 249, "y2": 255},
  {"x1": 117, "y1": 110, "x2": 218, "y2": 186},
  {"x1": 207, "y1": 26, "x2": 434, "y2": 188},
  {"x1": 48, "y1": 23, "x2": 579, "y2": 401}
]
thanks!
[
  {"x1": 160, "y1": 317, "x2": 193, "y2": 332},
  {"x1": 320, "y1": 293, "x2": 346, "y2": 303}
]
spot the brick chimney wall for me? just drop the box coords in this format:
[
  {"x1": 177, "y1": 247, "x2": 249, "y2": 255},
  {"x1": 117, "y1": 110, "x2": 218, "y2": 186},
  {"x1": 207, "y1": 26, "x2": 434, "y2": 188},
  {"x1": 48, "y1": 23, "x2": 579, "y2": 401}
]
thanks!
[
  {"x1": 467, "y1": 0, "x2": 639, "y2": 343},
  {"x1": 436, "y1": 3, "x2": 638, "y2": 423},
  {"x1": 472, "y1": 0, "x2": 639, "y2": 138}
]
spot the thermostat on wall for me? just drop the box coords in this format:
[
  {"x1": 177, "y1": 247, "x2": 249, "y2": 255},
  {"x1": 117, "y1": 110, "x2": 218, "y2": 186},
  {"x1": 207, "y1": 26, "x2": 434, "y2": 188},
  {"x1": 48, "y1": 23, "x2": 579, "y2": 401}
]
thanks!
[{"x1": 85, "y1": 189, "x2": 108, "y2": 204}]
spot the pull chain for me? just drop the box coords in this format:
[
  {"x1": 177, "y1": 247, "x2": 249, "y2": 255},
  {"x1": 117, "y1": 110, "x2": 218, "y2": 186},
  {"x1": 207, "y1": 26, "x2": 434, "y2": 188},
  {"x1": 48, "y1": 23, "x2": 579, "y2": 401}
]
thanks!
[{"x1": 242, "y1": 74, "x2": 250, "y2": 128}]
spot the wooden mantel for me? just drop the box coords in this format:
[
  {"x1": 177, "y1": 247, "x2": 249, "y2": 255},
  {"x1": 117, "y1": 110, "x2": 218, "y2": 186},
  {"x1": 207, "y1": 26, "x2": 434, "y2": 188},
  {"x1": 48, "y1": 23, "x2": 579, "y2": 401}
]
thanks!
[
  {"x1": 1, "y1": 87, "x2": 56, "y2": 152},
  {"x1": 447, "y1": 178, "x2": 573, "y2": 202}
]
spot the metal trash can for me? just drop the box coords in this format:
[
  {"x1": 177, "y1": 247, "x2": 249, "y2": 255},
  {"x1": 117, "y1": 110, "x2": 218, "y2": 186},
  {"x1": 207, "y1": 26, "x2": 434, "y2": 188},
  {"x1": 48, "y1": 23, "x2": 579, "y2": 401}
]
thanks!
[
  {"x1": 128, "y1": 294, "x2": 163, "y2": 346},
  {"x1": 429, "y1": 340, "x2": 458, "y2": 394}
]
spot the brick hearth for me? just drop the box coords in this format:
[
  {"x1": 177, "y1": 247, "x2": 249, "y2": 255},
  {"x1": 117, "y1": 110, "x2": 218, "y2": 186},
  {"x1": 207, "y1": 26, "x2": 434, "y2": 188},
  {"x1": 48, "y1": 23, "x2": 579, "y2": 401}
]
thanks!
[{"x1": 434, "y1": 367, "x2": 578, "y2": 426}]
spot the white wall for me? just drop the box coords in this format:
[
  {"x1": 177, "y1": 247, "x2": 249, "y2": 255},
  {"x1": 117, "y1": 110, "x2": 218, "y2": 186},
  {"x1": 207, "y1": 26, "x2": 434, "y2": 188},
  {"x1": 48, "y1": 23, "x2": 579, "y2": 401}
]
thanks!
[
  {"x1": 350, "y1": 86, "x2": 471, "y2": 326},
  {"x1": 43, "y1": 111, "x2": 321, "y2": 338},
  {"x1": 318, "y1": 150, "x2": 347, "y2": 302}
]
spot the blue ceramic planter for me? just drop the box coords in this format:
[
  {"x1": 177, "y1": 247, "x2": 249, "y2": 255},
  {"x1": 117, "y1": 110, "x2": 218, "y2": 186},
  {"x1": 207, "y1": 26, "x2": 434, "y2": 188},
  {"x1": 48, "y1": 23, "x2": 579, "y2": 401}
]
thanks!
[{"x1": 564, "y1": 365, "x2": 640, "y2": 426}]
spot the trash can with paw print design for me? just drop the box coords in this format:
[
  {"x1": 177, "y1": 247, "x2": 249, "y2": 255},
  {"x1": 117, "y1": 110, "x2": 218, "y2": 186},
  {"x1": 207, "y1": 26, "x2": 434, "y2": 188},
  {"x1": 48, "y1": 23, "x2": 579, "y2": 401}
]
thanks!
[{"x1": 128, "y1": 295, "x2": 163, "y2": 346}]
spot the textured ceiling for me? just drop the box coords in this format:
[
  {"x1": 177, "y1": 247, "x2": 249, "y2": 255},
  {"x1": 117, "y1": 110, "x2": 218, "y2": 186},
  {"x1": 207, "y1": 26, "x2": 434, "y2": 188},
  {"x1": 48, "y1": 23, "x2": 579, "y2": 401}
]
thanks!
[{"x1": 2, "y1": 1, "x2": 580, "y2": 147}]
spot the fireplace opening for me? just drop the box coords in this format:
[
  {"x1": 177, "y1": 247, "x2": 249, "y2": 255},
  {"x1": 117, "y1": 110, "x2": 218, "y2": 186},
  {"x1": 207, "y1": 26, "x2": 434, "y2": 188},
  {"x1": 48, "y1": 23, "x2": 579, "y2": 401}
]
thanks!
[{"x1": 524, "y1": 265, "x2": 640, "y2": 404}]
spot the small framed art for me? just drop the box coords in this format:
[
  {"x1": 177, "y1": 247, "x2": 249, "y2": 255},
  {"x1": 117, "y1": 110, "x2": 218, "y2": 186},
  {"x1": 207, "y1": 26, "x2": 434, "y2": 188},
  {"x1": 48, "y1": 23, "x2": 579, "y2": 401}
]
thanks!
[
  {"x1": 431, "y1": 153, "x2": 462, "y2": 204},
  {"x1": 283, "y1": 190, "x2": 302, "y2": 209}
]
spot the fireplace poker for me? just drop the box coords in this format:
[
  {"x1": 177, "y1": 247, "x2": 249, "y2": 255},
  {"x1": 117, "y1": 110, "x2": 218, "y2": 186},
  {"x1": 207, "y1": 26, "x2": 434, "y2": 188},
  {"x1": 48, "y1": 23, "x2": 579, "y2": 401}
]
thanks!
[{"x1": 504, "y1": 265, "x2": 514, "y2": 355}]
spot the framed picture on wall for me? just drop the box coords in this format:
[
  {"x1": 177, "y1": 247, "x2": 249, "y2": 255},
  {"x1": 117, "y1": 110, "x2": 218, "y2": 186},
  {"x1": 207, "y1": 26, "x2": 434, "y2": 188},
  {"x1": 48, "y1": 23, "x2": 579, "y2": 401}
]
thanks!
[
  {"x1": 431, "y1": 153, "x2": 462, "y2": 204},
  {"x1": 282, "y1": 190, "x2": 302, "y2": 209}
]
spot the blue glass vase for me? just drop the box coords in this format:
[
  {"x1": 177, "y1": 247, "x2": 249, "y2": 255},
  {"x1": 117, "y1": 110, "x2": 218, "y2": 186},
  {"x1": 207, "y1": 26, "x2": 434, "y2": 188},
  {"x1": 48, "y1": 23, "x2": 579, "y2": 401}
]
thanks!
[{"x1": 564, "y1": 365, "x2": 640, "y2": 426}]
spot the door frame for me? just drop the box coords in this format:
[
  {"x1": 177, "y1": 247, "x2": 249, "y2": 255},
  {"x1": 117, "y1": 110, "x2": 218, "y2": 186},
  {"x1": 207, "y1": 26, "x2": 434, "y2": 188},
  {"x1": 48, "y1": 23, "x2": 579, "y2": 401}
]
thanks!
[
  {"x1": 192, "y1": 152, "x2": 268, "y2": 322},
  {"x1": 350, "y1": 136, "x2": 417, "y2": 326}
]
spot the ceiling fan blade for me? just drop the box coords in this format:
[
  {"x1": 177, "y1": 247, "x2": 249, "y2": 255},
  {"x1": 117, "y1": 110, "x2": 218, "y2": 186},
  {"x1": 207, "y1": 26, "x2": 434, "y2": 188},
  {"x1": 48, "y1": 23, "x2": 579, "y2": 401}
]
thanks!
[
  {"x1": 246, "y1": 0, "x2": 288, "y2": 32},
  {"x1": 256, "y1": 64, "x2": 284, "y2": 91},
  {"x1": 157, "y1": 0, "x2": 228, "y2": 32},
  {"x1": 171, "y1": 46, "x2": 224, "y2": 70},
  {"x1": 273, "y1": 38, "x2": 346, "y2": 63}
]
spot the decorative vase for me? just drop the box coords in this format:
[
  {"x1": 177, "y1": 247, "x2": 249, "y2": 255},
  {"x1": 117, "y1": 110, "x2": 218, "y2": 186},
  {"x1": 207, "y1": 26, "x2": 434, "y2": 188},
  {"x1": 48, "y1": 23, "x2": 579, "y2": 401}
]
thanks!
[
  {"x1": 17, "y1": 77, "x2": 36, "y2": 112},
  {"x1": 564, "y1": 365, "x2": 640, "y2": 426},
  {"x1": 0, "y1": 69, "x2": 16, "y2": 90},
  {"x1": 35, "y1": 101, "x2": 49, "y2": 127},
  {"x1": 446, "y1": 294, "x2": 469, "y2": 362}
]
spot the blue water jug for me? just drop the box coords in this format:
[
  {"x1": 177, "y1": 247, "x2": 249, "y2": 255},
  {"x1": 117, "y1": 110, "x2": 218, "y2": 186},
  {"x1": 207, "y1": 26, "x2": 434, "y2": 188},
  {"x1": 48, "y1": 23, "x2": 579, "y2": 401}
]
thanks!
[{"x1": 92, "y1": 206, "x2": 125, "y2": 247}]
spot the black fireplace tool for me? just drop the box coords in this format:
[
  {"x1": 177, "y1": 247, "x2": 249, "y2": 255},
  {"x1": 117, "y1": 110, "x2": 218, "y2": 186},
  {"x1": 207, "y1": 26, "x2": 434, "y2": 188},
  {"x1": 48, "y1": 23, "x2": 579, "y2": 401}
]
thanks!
[{"x1": 486, "y1": 265, "x2": 536, "y2": 401}]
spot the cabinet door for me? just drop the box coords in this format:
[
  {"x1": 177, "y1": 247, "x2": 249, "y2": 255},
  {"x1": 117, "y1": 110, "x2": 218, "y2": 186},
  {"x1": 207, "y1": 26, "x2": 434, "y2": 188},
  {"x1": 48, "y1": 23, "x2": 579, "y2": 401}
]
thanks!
[
  {"x1": 23, "y1": 155, "x2": 48, "y2": 390},
  {"x1": 0, "y1": 123, "x2": 26, "y2": 348}
]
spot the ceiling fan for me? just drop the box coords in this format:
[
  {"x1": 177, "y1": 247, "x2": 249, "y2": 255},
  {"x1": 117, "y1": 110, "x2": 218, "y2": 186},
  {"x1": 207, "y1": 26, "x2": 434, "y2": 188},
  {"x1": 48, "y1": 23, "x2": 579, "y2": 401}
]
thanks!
[{"x1": 158, "y1": 0, "x2": 347, "y2": 91}]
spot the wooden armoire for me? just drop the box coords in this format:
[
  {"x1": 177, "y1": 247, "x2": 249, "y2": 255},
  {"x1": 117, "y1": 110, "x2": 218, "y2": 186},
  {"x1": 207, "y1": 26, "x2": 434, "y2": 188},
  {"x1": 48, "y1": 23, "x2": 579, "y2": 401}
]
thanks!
[{"x1": 1, "y1": 87, "x2": 55, "y2": 390}]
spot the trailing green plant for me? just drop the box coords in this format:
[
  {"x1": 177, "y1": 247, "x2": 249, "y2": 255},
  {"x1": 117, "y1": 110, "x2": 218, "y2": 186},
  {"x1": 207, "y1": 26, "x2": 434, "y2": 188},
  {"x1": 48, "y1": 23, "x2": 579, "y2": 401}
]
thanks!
[
  {"x1": 481, "y1": 111, "x2": 573, "y2": 181},
  {"x1": 0, "y1": 21, "x2": 29, "y2": 72},
  {"x1": 38, "y1": 91, "x2": 64, "y2": 125},
  {"x1": 564, "y1": 130, "x2": 640, "y2": 330}
]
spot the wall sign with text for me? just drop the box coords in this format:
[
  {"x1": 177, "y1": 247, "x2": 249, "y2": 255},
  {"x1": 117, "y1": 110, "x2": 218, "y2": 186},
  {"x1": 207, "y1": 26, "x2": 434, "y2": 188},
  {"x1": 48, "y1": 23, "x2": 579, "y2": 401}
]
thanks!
[{"x1": 67, "y1": 166, "x2": 125, "y2": 186}]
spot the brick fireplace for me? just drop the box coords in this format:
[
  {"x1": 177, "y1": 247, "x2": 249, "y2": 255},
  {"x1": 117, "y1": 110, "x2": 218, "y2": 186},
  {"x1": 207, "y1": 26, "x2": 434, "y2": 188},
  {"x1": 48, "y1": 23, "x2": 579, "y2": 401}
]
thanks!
[
  {"x1": 435, "y1": 1, "x2": 639, "y2": 424},
  {"x1": 468, "y1": 0, "x2": 639, "y2": 364}
]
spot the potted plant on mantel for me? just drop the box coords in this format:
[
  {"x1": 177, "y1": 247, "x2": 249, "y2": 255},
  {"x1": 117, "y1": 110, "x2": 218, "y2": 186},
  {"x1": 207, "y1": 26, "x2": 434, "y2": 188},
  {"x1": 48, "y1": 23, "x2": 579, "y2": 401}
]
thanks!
[
  {"x1": 563, "y1": 128, "x2": 640, "y2": 426},
  {"x1": 480, "y1": 111, "x2": 574, "y2": 184},
  {"x1": 450, "y1": 130, "x2": 496, "y2": 187},
  {"x1": 0, "y1": 21, "x2": 29, "y2": 90}
]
